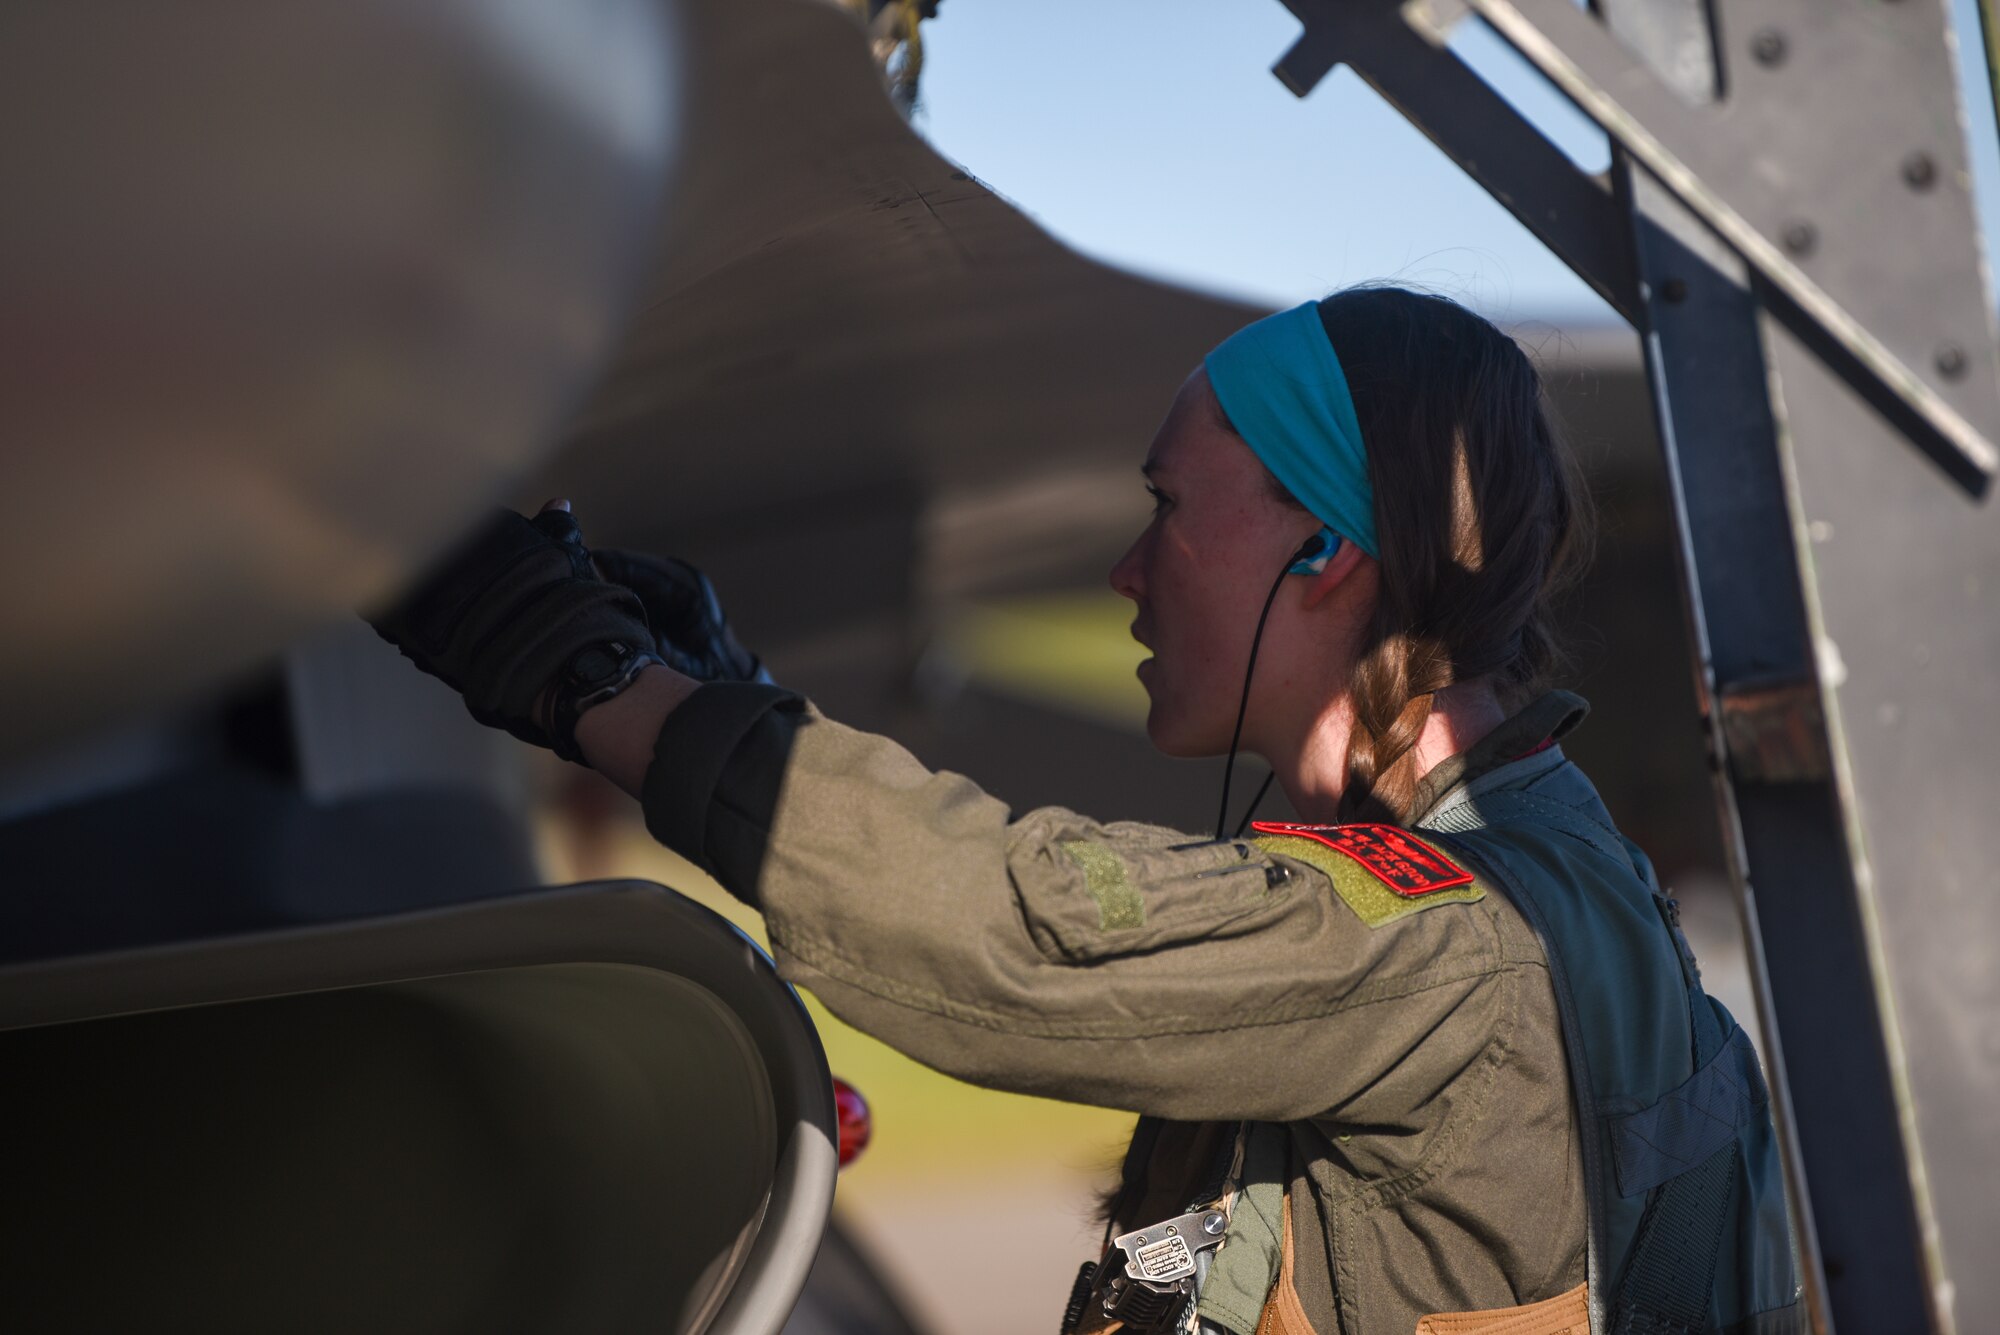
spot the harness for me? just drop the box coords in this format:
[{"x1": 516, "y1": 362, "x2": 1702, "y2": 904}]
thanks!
[
  {"x1": 1063, "y1": 1120, "x2": 1243, "y2": 1335},
  {"x1": 1424, "y1": 783, "x2": 1802, "y2": 1335},
  {"x1": 1063, "y1": 759, "x2": 1801, "y2": 1335}
]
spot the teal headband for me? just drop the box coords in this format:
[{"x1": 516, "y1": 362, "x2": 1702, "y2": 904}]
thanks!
[{"x1": 1203, "y1": 301, "x2": 1379, "y2": 560}]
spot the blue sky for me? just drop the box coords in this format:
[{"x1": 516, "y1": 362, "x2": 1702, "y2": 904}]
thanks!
[{"x1": 911, "y1": 2, "x2": 2000, "y2": 326}]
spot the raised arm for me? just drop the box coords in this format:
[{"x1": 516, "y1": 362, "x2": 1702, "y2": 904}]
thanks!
[
  {"x1": 371, "y1": 509, "x2": 1521, "y2": 1123},
  {"x1": 590, "y1": 671, "x2": 1518, "y2": 1123}
]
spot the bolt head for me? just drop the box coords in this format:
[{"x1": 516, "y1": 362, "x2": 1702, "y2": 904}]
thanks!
[
  {"x1": 1781, "y1": 221, "x2": 1817, "y2": 256},
  {"x1": 1660, "y1": 277, "x2": 1689, "y2": 304},
  {"x1": 1936, "y1": 343, "x2": 1968, "y2": 379},
  {"x1": 1751, "y1": 30, "x2": 1786, "y2": 66},
  {"x1": 1902, "y1": 151, "x2": 1938, "y2": 190},
  {"x1": 1202, "y1": 1212, "x2": 1228, "y2": 1236}
]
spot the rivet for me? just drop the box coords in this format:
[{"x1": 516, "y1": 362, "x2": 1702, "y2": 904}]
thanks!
[
  {"x1": 1751, "y1": 30, "x2": 1786, "y2": 66},
  {"x1": 1202, "y1": 1212, "x2": 1228, "y2": 1236},
  {"x1": 1660, "y1": 278, "x2": 1689, "y2": 304},
  {"x1": 1936, "y1": 343, "x2": 1968, "y2": 379},
  {"x1": 1782, "y1": 221, "x2": 1817, "y2": 257},
  {"x1": 1902, "y1": 151, "x2": 1937, "y2": 191}
]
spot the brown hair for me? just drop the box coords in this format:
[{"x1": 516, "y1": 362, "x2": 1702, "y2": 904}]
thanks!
[{"x1": 1275, "y1": 286, "x2": 1595, "y2": 822}]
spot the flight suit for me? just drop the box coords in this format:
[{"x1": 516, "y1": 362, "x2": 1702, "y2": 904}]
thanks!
[{"x1": 640, "y1": 687, "x2": 1800, "y2": 1335}]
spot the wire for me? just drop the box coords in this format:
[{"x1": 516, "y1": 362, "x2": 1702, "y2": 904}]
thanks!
[
  {"x1": 1213, "y1": 558, "x2": 1296, "y2": 840},
  {"x1": 1232, "y1": 771, "x2": 1277, "y2": 839}
]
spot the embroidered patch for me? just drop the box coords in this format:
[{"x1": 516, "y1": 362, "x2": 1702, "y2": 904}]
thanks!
[
  {"x1": 1250, "y1": 827, "x2": 1485, "y2": 929},
  {"x1": 1250, "y1": 822, "x2": 1473, "y2": 896}
]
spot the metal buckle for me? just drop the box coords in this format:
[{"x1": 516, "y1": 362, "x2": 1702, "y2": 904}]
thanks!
[
  {"x1": 1094, "y1": 1207, "x2": 1230, "y2": 1333},
  {"x1": 1111, "y1": 1208, "x2": 1228, "y2": 1286}
]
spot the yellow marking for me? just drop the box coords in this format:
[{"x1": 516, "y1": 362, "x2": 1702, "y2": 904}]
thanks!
[{"x1": 1253, "y1": 834, "x2": 1484, "y2": 928}]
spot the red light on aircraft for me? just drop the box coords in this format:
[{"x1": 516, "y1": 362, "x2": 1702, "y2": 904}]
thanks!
[{"x1": 833, "y1": 1077, "x2": 871, "y2": 1167}]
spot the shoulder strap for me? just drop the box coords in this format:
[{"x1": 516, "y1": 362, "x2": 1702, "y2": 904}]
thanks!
[
  {"x1": 1607, "y1": 895, "x2": 1743, "y2": 1335},
  {"x1": 1610, "y1": 1145, "x2": 1739, "y2": 1335},
  {"x1": 1428, "y1": 792, "x2": 1744, "y2": 1335},
  {"x1": 1422, "y1": 826, "x2": 1619, "y2": 1333}
]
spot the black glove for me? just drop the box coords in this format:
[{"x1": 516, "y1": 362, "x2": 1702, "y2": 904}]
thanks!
[
  {"x1": 591, "y1": 548, "x2": 772, "y2": 685},
  {"x1": 368, "y1": 509, "x2": 655, "y2": 756}
]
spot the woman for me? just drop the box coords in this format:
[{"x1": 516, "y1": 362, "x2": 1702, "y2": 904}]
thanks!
[{"x1": 374, "y1": 287, "x2": 1800, "y2": 1335}]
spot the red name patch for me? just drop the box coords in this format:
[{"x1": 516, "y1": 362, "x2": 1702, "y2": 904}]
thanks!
[{"x1": 1251, "y1": 822, "x2": 1475, "y2": 896}]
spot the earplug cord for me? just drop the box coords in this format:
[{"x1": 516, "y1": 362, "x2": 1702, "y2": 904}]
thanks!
[
  {"x1": 1232, "y1": 772, "x2": 1277, "y2": 840},
  {"x1": 1213, "y1": 546, "x2": 1312, "y2": 840}
]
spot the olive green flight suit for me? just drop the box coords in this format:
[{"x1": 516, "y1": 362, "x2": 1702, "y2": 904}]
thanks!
[{"x1": 640, "y1": 687, "x2": 1794, "y2": 1334}]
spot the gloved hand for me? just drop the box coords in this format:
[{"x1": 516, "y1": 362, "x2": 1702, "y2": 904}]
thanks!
[
  {"x1": 368, "y1": 507, "x2": 655, "y2": 756},
  {"x1": 591, "y1": 548, "x2": 772, "y2": 685}
]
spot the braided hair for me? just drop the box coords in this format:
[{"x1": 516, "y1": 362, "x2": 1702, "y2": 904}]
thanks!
[{"x1": 1275, "y1": 287, "x2": 1595, "y2": 822}]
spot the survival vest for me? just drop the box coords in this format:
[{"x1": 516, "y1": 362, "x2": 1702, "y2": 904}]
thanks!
[{"x1": 1421, "y1": 763, "x2": 1805, "y2": 1334}]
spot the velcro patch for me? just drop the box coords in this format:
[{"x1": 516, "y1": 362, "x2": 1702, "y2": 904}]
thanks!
[
  {"x1": 1058, "y1": 839, "x2": 1145, "y2": 930},
  {"x1": 1250, "y1": 822, "x2": 1473, "y2": 896}
]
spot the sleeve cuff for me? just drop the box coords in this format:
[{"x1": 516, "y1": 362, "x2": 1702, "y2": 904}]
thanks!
[{"x1": 640, "y1": 681, "x2": 802, "y2": 871}]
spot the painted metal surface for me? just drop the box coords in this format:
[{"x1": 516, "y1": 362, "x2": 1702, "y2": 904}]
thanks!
[
  {"x1": 1460, "y1": 0, "x2": 2000, "y2": 493},
  {"x1": 1270, "y1": 0, "x2": 1641, "y2": 322},
  {"x1": 0, "y1": 1, "x2": 680, "y2": 764},
  {"x1": 0, "y1": 881, "x2": 839, "y2": 1335},
  {"x1": 1617, "y1": 171, "x2": 1892, "y2": 1335},
  {"x1": 1595, "y1": 1, "x2": 2000, "y2": 1324},
  {"x1": 1261, "y1": 0, "x2": 2000, "y2": 1327}
]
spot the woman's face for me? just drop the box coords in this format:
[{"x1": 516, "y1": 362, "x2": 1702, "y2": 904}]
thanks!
[{"x1": 1109, "y1": 369, "x2": 1324, "y2": 757}]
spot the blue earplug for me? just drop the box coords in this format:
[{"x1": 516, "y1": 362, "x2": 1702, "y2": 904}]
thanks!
[{"x1": 1287, "y1": 526, "x2": 1342, "y2": 575}]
